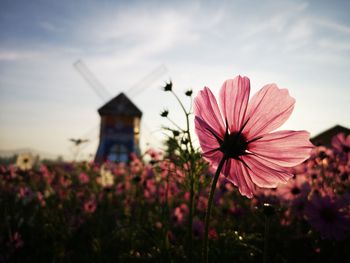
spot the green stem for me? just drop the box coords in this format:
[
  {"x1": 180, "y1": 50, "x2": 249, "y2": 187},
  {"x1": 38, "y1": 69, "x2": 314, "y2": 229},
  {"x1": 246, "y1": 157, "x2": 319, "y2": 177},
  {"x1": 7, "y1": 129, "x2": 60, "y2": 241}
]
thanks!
[
  {"x1": 171, "y1": 91, "x2": 187, "y2": 116},
  {"x1": 202, "y1": 157, "x2": 226, "y2": 263},
  {"x1": 166, "y1": 116, "x2": 184, "y2": 131},
  {"x1": 185, "y1": 112, "x2": 194, "y2": 153},
  {"x1": 171, "y1": 90, "x2": 194, "y2": 152}
]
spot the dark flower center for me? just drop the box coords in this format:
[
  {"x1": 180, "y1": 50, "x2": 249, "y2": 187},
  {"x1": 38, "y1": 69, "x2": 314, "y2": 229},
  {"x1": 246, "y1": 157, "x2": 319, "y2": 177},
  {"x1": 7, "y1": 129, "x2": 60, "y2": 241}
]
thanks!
[
  {"x1": 220, "y1": 132, "x2": 248, "y2": 159},
  {"x1": 204, "y1": 118, "x2": 261, "y2": 165},
  {"x1": 291, "y1": 187, "x2": 301, "y2": 195},
  {"x1": 319, "y1": 151, "x2": 327, "y2": 159},
  {"x1": 218, "y1": 119, "x2": 261, "y2": 162},
  {"x1": 320, "y1": 207, "x2": 337, "y2": 223}
]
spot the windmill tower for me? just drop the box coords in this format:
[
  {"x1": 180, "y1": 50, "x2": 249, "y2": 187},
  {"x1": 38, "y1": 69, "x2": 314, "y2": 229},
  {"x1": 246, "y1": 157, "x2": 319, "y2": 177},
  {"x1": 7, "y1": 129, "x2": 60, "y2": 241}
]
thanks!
[
  {"x1": 95, "y1": 93, "x2": 142, "y2": 162},
  {"x1": 74, "y1": 60, "x2": 167, "y2": 163}
]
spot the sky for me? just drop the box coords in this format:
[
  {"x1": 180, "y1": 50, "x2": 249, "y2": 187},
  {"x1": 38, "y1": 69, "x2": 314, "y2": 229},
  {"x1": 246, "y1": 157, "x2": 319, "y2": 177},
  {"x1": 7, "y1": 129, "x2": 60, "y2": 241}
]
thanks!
[{"x1": 0, "y1": 0, "x2": 350, "y2": 160}]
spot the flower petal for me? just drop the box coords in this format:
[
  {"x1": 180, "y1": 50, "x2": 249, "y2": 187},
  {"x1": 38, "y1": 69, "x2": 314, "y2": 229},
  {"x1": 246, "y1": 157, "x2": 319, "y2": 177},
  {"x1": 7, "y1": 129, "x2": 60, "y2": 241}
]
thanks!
[
  {"x1": 331, "y1": 133, "x2": 345, "y2": 151},
  {"x1": 219, "y1": 76, "x2": 250, "y2": 133},
  {"x1": 225, "y1": 159, "x2": 255, "y2": 198},
  {"x1": 243, "y1": 84, "x2": 295, "y2": 139},
  {"x1": 242, "y1": 154, "x2": 293, "y2": 188},
  {"x1": 194, "y1": 116, "x2": 224, "y2": 167},
  {"x1": 248, "y1": 130, "x2": 314, "y2": 167},
  {"x1": 194, "y1": 87, "x2": 225, "y2": 136}
]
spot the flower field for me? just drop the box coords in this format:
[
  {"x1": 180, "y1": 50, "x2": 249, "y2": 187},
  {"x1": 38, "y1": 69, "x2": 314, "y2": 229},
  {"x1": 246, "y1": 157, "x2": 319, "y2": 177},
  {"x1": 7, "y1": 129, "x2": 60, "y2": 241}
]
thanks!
[
  {"x1": 1, "y1": 79, "x2": 350, "y2": 262},
  {"x1": 1, "y1": 141, "x2": 350, "y2": 262}
]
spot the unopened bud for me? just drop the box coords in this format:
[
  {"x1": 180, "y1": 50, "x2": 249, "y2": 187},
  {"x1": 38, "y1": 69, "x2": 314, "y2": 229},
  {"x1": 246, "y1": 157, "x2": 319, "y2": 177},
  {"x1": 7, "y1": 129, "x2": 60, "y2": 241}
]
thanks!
[
  {"x1": 163, "y1": 81, "x2": 172, "y2": 92},
  {"x1": 160, "y1": 110, "x2": 169, "y2": 117},
  {"x1": 185, "y1": 89, "x2": 193, "y2": 96}
]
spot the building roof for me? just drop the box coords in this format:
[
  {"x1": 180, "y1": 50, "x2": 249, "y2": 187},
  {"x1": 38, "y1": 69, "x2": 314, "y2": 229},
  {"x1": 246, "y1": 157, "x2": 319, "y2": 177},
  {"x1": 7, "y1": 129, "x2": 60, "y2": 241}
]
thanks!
[
  {"x1": 98, "y1": 92, "x2": 142, "y2": 117},
  {"x1": 311, "y1": 125, "x2": 350, "y2": 147}
]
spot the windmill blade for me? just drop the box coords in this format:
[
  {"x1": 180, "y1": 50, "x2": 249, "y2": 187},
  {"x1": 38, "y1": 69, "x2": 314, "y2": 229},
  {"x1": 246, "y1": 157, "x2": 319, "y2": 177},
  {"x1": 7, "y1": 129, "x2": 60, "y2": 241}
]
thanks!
[
  {"x1": 74, "y1": 60, "x2": 112, "y2": 102},
  {"x1": 125, "y1": 64, "x2": 168, "y2": 98}
]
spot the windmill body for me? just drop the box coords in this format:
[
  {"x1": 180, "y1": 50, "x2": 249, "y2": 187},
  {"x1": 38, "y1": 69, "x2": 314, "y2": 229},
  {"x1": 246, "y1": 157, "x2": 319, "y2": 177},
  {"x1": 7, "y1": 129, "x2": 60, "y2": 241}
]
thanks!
[
  {"x1": 95, "y1": 92, "x2": 142, "y2": 163},
  {"x1": 74, "y1": 60, "x2": 167, "y2": 162}
]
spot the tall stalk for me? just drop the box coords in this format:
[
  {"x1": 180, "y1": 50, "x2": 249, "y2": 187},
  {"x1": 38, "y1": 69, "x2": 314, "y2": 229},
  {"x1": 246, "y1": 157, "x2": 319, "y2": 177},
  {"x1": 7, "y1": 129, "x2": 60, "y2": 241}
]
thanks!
[
  {"x1": 170, "y1": 89, "x2": 196, "y2": 261},
  {"x1": 202, "y1": 157, "x2": 226, "y2": 263}
]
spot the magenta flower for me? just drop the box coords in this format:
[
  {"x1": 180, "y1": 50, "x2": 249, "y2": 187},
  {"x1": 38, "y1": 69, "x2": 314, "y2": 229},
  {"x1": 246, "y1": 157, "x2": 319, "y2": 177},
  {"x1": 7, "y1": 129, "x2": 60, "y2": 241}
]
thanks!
[
  {"x1": 332, "y1": 132, "x2": 350, "y2": 163},
  {"x1": 332, "y1": 132, "x2": 350, "y2": 153},
  {"x1": 277, "y1": 174, "x2": 311, "y2": 201},
  {"x1": 84, "y1": 199, "x2": 97, "y2": 214},
  {"x1": 305, "y1": 193, "x2": 350, "y2": 240},
  {"x1": 194, "y1": 75, "x2": 313, "y2": 198},
  {"x1": 79, "y1": 172, "x2": 90, "y2": 184}
]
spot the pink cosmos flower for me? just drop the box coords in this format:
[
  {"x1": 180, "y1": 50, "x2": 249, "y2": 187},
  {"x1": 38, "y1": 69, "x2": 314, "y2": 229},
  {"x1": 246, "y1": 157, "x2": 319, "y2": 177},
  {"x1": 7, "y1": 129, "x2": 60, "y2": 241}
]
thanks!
[
  {"x1": 332, "y1": 132, "x2": 350, "y2": 153},
  {"x1": 84, "y1": 199, "x2": 97, "y2": 214},
  {"x1": 194, "y1": 75, "x2": 313, "y2": 197},
  {"x1": 332, "y1": 132, "x2": 350, "y2": 163},
  {"x1": 79, "y1": 172, "x2": 90, "y2": 184},
  {"x1": 305, "y1": 193, "x2": 350, "y2": 240},
  {"x1": 277, "y1": 174, "x2": 311, "y2": 201}
]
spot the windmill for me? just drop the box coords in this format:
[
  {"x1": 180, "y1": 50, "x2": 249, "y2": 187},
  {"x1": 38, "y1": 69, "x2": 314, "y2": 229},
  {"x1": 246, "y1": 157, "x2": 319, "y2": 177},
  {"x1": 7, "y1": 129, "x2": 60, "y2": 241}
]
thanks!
[{"x1": 74, "y1": 60, "x2": 167, "y2": 163}]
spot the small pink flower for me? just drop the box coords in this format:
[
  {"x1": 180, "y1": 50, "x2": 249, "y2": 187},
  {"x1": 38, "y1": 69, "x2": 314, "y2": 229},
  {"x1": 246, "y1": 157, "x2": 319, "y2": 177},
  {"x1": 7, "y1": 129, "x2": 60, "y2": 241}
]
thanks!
[
  {"x1": 84, "y1": 199, "x2": 97, "y2": 214},
  {"x1": 18, "y1": 186, "x2": 31, "y2": 199},
  {"x1": 146, "y1": 148, "x2": 163, "y2": 161},
  {"x1": 332, "y1": 133, "x2": 350, "y2": 153},
  {"x1": 155, "y1": 221, "x2": 163, "y2": 229},
  {"x1": 332, "y1": 133, "x2": 350, "y2": 163},
  {"x1": 37, "y1": 192, "x2": 46, "y2": 207},
  {"x1": 10, "y1": 232, "x2": 24, "y2": 249},
  {"x1": 277, "y1": 174, "x2": 310, "y2": 201},
  {"x1": 173, "y1": 204, "x2": 189, "y2": 225},
  {"x1": 79, "y1": 172, "x2": 90, "y2": 184},
  {"x1": 194, "y1": 75, "x2": 313, "y2": 197},
  {"x1": 59, "y1": 175, "x2": 72, "y2": 188},
  {"x1": 41, "y1": 165, "x2": 54, "y2": 184},
  {"x1": 208, "y1": 228, "x2": 218, "y2": 240}
]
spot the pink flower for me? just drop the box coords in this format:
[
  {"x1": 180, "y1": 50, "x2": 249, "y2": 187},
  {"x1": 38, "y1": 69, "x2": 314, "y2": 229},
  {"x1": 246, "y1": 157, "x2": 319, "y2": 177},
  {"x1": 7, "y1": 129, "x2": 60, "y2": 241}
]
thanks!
[
  {"x1": 332, "y1": 133, "x2": 350, "y2": 153},
  {"x1": 173, "y1": 204, "x2": 189, "y2": 225},
  {"x1": 79, "y1": 172, "x2": 90, "y2": 184},
  {"x1": 332, "y1": 132, "x2": 350, "y2": 163},
  {"x1": 10, "y1": 231, "x2": 24, "y2": 249},
  {"x1": 84, "y1": 199, "x2": 97, "y2": 214},
  {"x1": 277, "y1": 174, "x2": 311, "y2": 201},
  {"x1": 194, "y1": 75, "x2": 313, "y2": 197},
  {"x1": 305, "y1": 193, "x2": 350, "y2": 240},
  {"x1": 36, "y1": 192, "x2": 46, "y2": 207}
]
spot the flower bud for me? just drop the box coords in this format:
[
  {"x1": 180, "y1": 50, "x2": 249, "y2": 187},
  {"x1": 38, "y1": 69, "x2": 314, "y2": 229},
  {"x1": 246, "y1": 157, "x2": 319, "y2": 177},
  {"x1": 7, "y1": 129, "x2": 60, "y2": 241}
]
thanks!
[
  {"x1": 172, "y1": 130, "x2": 180, "y2": 137},
  {"x1": 163, "y1": 81, "x2": 172, "y2": 92},
  {"x1": 185, "y1": 89, "x2": 193, "y2": 96},
  {"x1": 160, "y1": 110, "x2": 169, "y2": 117}
]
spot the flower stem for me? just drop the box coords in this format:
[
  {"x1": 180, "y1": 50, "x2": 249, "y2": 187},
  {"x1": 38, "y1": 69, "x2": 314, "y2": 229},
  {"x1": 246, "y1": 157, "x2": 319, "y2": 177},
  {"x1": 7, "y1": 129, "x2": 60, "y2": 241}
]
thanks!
[{"x1": 202, "y1": 157, "x2": 226, "y2": 263}]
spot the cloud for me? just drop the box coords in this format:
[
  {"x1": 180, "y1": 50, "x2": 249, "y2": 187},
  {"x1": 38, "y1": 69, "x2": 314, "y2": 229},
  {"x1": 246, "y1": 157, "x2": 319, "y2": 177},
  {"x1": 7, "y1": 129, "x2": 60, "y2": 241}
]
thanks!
[
  {"x1": 83, "y1": 8, "x2": 200, "y2": 64},
  {"x1": 314, "y1": 17, "x2": 350, "y2": 34},
  {"x1": 0, "y1": 50, "x2": 40, "y2": 61},
  {"x1": 38, "y1": 21, "x2": 62, "y2": 32}
]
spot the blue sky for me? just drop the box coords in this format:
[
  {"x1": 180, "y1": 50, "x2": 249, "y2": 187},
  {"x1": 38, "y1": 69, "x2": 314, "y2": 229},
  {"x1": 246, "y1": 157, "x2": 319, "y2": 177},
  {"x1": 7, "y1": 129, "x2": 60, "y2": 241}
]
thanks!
[{"x1": 1, "y1": 0, "x2": 350, "y2": 160}]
